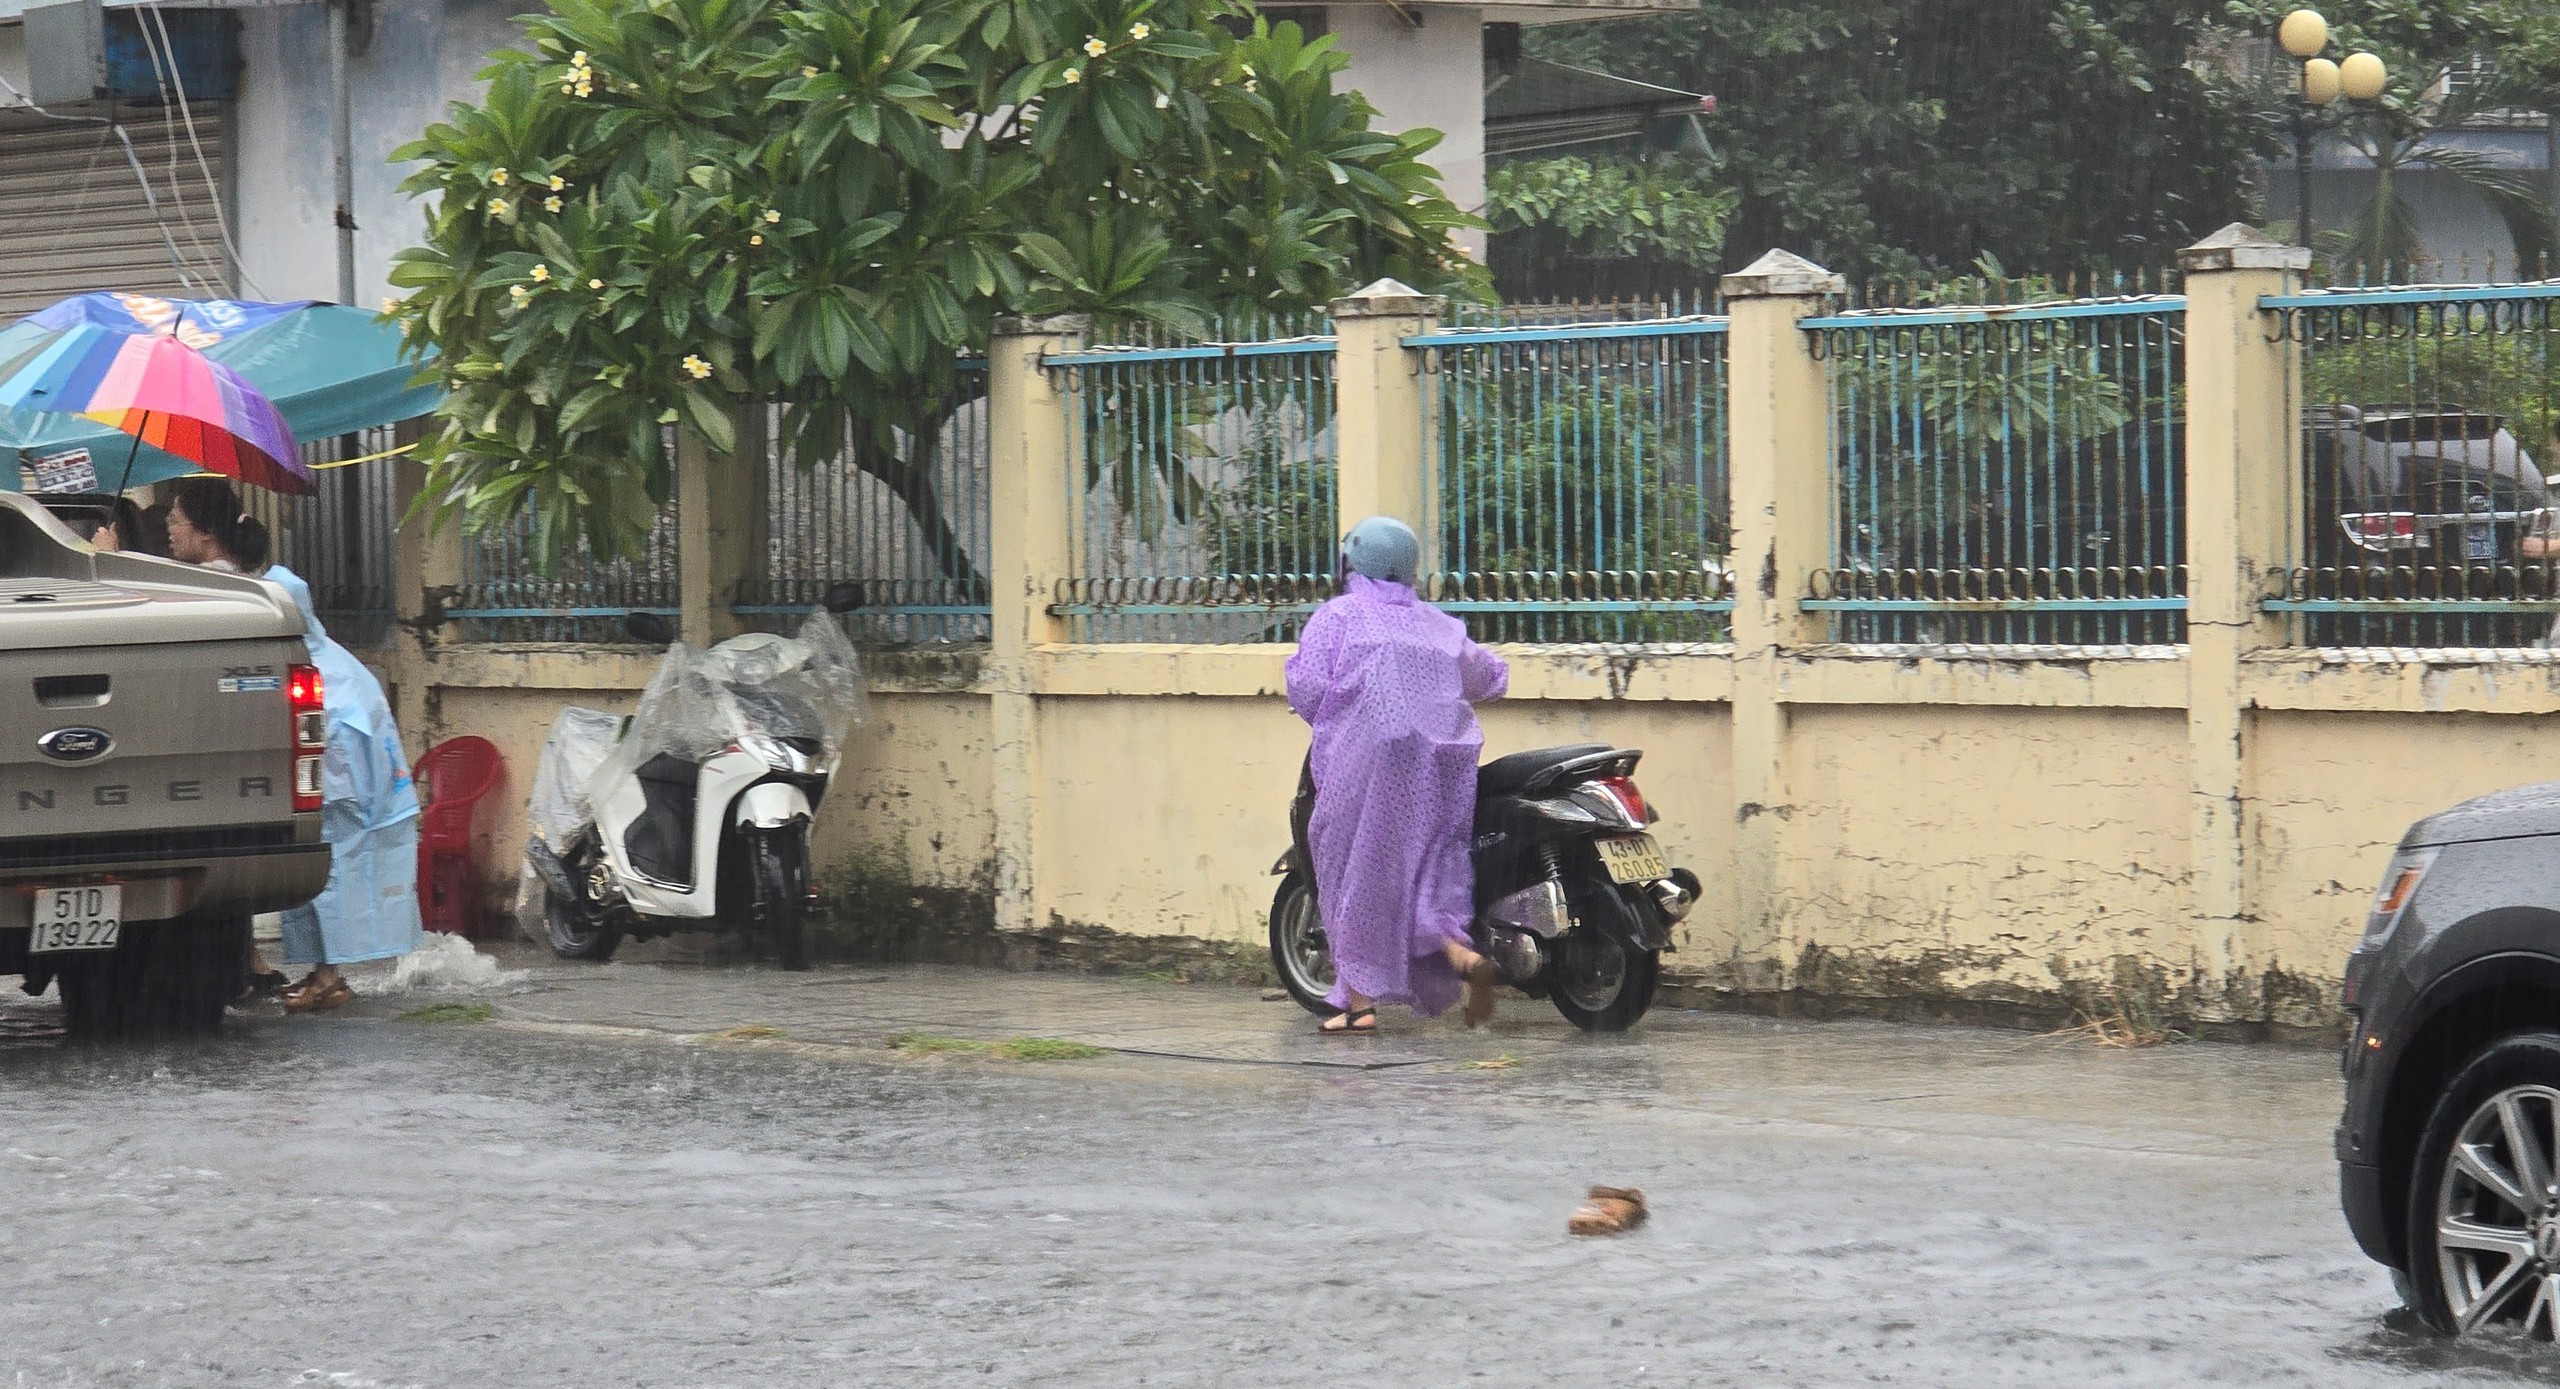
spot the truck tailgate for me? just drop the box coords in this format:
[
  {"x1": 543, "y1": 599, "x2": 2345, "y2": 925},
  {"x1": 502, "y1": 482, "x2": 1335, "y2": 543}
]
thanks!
[{"x1": 0, "y1": 635, "x2": 309, "y2": 856}]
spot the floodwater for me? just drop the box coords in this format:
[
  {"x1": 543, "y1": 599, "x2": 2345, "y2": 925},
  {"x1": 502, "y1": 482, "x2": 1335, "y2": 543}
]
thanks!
[{"x1": 3, "y1": 960, "x2": 2555, "y2": 1387}]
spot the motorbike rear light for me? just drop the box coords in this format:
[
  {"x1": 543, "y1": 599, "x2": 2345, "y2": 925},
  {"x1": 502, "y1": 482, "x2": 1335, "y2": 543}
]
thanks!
[
  {"x1": 288, "y1": 663, "x2": 325, "y2": 813},
  {"x1": 1592, "y1": 776, "x2": 1652, "y2": 826}
]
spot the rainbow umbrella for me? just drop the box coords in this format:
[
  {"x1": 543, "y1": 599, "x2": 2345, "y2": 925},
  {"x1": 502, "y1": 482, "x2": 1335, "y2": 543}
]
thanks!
[{"x1": 0, "y1": 321, "x2": 311, "y2": 495}]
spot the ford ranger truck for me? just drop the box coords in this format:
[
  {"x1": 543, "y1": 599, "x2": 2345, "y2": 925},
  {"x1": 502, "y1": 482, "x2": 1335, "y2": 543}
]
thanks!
[{"x1": 0, "y1": 491, "x2": 328, "y2": 1034}]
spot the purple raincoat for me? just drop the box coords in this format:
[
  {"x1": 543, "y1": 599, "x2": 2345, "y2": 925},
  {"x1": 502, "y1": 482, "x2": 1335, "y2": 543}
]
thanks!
[{"x1": 1284, "y1": 573, "x2": 1510, "y2": 1014}]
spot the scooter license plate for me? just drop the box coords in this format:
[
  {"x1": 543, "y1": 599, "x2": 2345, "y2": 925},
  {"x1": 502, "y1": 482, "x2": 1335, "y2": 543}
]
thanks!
[{"x1": 1596, "y1": 835, "x2": 1669, "y2": 885}]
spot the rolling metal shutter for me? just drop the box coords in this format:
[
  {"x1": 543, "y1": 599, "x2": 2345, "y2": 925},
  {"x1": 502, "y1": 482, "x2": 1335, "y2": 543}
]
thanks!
[{"x1": 0, "y1": 104, "x2": 232, "y2": 322}]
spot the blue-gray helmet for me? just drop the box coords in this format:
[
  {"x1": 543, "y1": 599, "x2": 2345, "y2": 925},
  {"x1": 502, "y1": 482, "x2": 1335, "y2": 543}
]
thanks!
[{"x1": 1340, "y1": 516, "x2": 1420, "y2": 586}]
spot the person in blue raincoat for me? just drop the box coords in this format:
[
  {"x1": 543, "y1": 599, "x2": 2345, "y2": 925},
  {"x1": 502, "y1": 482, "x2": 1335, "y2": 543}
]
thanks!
[{"x1": 266, "y1": 567, "x2": 423, "y2": 1012}]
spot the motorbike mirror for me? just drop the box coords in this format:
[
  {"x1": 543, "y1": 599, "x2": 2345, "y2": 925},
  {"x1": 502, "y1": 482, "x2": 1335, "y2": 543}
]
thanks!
[
  {"x1": 623, "y1": 611, "x2": 677, "y2": 646},
  {"x1": 821, "y1": 581, "x2": 866, "y2": 614}
]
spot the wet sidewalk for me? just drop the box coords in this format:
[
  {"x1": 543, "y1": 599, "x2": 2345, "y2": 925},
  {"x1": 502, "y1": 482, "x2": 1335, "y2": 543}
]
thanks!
[{"x1": 4, "y1": 950, "x2": 2549, "y2": 1387}]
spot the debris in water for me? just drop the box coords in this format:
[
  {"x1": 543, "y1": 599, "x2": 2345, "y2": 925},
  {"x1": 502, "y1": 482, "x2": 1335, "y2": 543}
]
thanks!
[
  {"x1": 1462, "y1": 1055, "x2": 1519, "y2": 1071},
  {"x1": 1569, "y1": 1185, "x2": 1647, "y2": 1237},
  {"x1": 887, "y1": 1033, "x2": 1106, "y2": 1062},
  {"x1": 1259, "y1": 988, "x2": 1289, "y2": 1003},
  {"x1": 2041, "y1": 1011, "x2": 2182, "y2": 1050},
  {"x1": 713, "y1": 1024, "x2": 788, "y2": 1042}
]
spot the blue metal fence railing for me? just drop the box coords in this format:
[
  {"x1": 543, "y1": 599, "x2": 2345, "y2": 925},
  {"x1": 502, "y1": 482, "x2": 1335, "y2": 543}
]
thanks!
[
  {"x1": 1807, "y1": 295, "x2": 2189, "y2": 646},
  {"x1": 451, "y1": 469, "x2": 682, "y2": 644},
  {"x1": 1046, "y1": 331, "x2": 1339, "y2": 643},
  {"x1": 1417, "y1": 316, "x2": 1733, "y2": 643},
  {"x1": 739, "y1": 364, "x2": 993, "y2": 645},
  {"x1": 2264, "y1": 282, "x2": 2560, "y2": 650},
  {"x1": 258, "y1": 425, "x2": 401, "y2": 648}
]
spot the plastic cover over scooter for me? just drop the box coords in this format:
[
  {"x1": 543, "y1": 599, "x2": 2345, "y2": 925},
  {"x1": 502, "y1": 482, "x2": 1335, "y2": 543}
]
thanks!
[
  {"x1": 526, "y1": 706, "x2": 626, "y2": 857},
  {"x1": 582, "y1": 611, "x2": 869, "y2": 815}
]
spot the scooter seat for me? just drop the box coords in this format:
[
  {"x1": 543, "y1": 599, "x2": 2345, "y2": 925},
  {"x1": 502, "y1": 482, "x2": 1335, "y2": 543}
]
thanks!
[{"x1": 1478, "y1": 743, "x2": 1617, "y2": 798}]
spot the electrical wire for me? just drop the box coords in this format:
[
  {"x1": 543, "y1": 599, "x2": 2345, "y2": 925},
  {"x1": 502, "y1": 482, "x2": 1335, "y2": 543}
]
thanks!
[
  {"x1": 128, "y1": 11, "x2": 225, "y2": 290},
  {"x1": 141, "y1": 1, "x2": 266, "y2": 299},
  {"x1": 0, "y1": 59, "x2": 204, "y2": 295}
]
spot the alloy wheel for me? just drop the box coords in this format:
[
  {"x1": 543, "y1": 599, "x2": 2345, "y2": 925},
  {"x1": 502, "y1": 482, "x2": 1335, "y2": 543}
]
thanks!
[
  {"x1": 1278, "y1": 886, "x2": 1335, "y2": 999},
  {"x1": 1556, "y1": 932, "x2": 1628, "y2": 1012},
  {"x1": 2436, "y1": 1083, "x2": 2560, "y2": 1337}
]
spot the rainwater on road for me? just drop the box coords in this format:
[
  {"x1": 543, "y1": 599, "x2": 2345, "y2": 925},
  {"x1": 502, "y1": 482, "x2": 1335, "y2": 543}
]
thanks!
[{"x1": 2, "y1": 952, "x2": 2550, "y2": 1387}]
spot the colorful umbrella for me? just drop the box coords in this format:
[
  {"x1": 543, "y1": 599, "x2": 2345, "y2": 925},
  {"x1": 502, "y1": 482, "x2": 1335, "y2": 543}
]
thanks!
[
  {"x1": 0, "y1": 320, "x2": 312, "y2": 495},
  {"x1": 0, "y1": 294, "x2": 438, "y2": 494}
]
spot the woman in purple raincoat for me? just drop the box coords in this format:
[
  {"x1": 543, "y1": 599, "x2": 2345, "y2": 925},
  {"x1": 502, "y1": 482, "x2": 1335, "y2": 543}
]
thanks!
[{"x1": 1284, "y1": 517, "x2": 1510, "y2": 1034}]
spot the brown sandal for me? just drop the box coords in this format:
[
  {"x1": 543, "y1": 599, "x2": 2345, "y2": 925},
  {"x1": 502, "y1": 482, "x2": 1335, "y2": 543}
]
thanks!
[{"x1": 283, "y1": 978, "x2": 354, "y2": 1014}]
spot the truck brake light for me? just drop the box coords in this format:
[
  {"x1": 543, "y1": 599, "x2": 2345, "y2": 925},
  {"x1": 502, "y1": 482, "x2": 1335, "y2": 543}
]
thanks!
[{"x1": 289, "y1": 663, "x2": 325, "y2": 812}]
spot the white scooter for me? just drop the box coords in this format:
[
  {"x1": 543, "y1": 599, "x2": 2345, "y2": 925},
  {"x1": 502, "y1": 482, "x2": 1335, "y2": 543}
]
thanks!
[{"x1": 528, "y1": 587, "x2": 866, "y2": 969}]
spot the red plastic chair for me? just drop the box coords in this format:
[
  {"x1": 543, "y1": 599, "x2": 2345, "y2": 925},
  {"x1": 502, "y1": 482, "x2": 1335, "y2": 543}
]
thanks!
[{"x1": 413, "y1": 736, "x2": 503, "y2": 937}]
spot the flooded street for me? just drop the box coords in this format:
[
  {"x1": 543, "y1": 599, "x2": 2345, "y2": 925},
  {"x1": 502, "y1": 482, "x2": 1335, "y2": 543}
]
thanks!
[{"x1": 2, "y1": 956, "x2": 2550, "y2": 1387}]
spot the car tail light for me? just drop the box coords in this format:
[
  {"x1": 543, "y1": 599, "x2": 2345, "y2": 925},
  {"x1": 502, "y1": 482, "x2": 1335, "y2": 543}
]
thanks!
[
  {"x1": 1591, "y1": 776, "x2": 1653, "y2": 826},
  {"x1": 2341, "y1": 512, "x2": 2422, "y2": 552},
  {"x1": 289, "y1": 663, "x2": 325, "y2": 813}
]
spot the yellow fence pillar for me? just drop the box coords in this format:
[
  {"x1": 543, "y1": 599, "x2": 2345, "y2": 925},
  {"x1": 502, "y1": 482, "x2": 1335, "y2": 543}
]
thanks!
[
  {"x1": 387, "y1": 419, "x2": 462, "y2": 733},
  {"x1": 2179, "y1": 224, "x2": 2306, "y2": 1005},
  {"x1": 675, "y1": 407, "x2": 768, "y2": 648},
  {"x1": 987, "y1": 314, "x2": 1087, "y2": 935},
  {"x1": 1720, "y1": 250, "x2": 1844, "y2": 987},
  {"x1": 1330, "y1": 279, "x2": 1445, "y2": 557}
]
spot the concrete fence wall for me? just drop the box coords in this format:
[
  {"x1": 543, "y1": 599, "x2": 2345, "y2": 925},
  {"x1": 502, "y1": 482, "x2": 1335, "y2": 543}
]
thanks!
[{"x1": 375, "y1": 226, "x2": 2560, "y2": 1037}]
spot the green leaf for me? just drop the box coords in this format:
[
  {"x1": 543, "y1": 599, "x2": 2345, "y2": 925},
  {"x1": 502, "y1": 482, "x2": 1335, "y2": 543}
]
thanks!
[{"x1": 680, "y1": 386, "x2": 737, "y2": 454}]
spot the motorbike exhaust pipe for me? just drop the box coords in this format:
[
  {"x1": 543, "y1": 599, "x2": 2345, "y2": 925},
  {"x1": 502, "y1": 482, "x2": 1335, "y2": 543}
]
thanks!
[{"x1": 1651, "y1": 868, "x2": 1701, "y2": 923}]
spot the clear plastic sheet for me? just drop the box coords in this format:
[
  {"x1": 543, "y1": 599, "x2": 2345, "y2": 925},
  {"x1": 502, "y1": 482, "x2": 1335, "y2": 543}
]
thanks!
[
  {"x1": 588, "y1": 612, "x2": 868, "y2": 795},
  {"x1": 526, "y1": 706, "x2": 625, "y2": 856}
]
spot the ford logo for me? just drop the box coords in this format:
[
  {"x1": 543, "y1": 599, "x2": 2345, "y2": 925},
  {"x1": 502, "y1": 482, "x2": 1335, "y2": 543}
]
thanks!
[{"x1": 37, "y1": 727, "x2": 113, "y2": 763}]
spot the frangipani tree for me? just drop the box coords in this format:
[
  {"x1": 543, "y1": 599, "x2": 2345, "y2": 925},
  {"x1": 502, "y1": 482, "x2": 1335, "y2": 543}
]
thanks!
[{"x1": 388, "y1": 0, "x2": 1481, "y2": 566}]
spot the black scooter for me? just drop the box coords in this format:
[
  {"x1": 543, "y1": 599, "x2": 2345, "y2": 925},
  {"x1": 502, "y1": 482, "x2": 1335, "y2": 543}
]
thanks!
[{"x1": 1268, "y1": 744, "x2": 1701, "y2": 1031}]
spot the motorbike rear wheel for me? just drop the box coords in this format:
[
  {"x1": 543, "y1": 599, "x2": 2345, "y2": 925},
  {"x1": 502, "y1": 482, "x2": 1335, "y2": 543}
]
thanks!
[
  {"x1": 1267, "y1": 872, "x2": 1336, "y2": 1017},
  {"x1": 544, "y1": 838, "x2": 624, "y2": 962},
  {"x1": 1545, "y1": 886, "x2": 1663, "y2": 1032},
  {"x1": 750, "y1": 831, "x2": 813, "y2": 972},
  {"x1": 545, "y1": 885, "x2": 622, "y2": 962}
]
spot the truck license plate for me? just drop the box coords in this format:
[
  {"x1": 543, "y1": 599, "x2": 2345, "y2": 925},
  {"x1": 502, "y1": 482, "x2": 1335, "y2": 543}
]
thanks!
[
  {"x1": 2468, "y1": 525, "x2": 2498, "y2": 561},
  {"x1": 1596, "y1": 835, "x2": 1669, "y2": 885},
  {"x1": 27, "y1": 885, "x2": 120, "y2": 953}
]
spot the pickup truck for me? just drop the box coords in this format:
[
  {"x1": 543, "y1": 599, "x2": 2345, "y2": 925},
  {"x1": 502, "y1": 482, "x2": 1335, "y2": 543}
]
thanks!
[{"x1": 0, "y1": 491, "x2": 328, "y2": 1034}]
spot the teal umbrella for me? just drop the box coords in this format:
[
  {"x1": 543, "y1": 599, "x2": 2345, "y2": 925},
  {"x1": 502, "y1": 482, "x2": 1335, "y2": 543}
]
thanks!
[{"x1": 0, "y1": 293, "x2": 439, "y2": 491}]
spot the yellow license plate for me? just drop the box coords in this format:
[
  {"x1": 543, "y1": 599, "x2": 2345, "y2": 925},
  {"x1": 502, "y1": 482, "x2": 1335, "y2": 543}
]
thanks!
[{"x1": 1596, "y1": 834, "x2": 1669, "y2": 885}]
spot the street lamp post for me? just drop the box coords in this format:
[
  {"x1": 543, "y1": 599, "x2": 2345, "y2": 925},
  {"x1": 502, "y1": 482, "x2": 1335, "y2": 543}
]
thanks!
[{"x1": 2277, "y1": 8, "x2": 2387, "y2": 251}]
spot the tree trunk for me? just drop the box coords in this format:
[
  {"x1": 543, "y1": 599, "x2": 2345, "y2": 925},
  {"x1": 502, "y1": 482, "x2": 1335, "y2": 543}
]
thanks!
[{"x1": 848, "y1": 397, "x2": 991, "y2": 602}]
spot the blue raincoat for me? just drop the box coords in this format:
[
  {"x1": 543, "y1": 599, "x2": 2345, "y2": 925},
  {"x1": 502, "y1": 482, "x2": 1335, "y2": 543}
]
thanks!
[{"x1": 269, "y1": 568, "x2": 424, "y2": 965}]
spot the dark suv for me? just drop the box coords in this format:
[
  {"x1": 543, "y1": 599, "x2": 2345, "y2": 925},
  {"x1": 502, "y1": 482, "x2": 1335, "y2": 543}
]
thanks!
[
  {"x1": 2305, "y1": 407, "x2": 2553, "y2": 646},
  {"x1": 2339, "y1": 782, "x2": 2560, "y2": 1339}
]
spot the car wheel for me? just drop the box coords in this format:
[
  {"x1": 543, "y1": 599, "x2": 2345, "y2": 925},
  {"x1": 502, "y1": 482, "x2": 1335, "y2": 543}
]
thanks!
[
  {"x1": 57, "y1": 915, "x2": 242, "y2": 1038},
  {"x1": 2407, "y1": 1033, "x2": 2560, "y2": 1338}
]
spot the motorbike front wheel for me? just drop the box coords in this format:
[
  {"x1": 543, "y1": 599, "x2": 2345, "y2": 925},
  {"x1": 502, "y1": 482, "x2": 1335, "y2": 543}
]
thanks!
[
  {"x1": 1267, "y1": 872, "x2": 1337, "y2": 1017},
  {"x1": 749, "y1": 831, "x2": 814, "y2": 972},
  {"x1": 545, "y1": 884, "x2": 623, "y2": 962},
  {"x1": 1545, "y1": 888, "x2": 1663, "y2": 1032}
]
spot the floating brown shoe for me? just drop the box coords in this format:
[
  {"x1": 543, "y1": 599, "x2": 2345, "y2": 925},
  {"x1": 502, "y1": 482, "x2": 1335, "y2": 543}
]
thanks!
[{"x1": 1568, "y1": 1185, "x2": 1647, "y2": 1236}]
